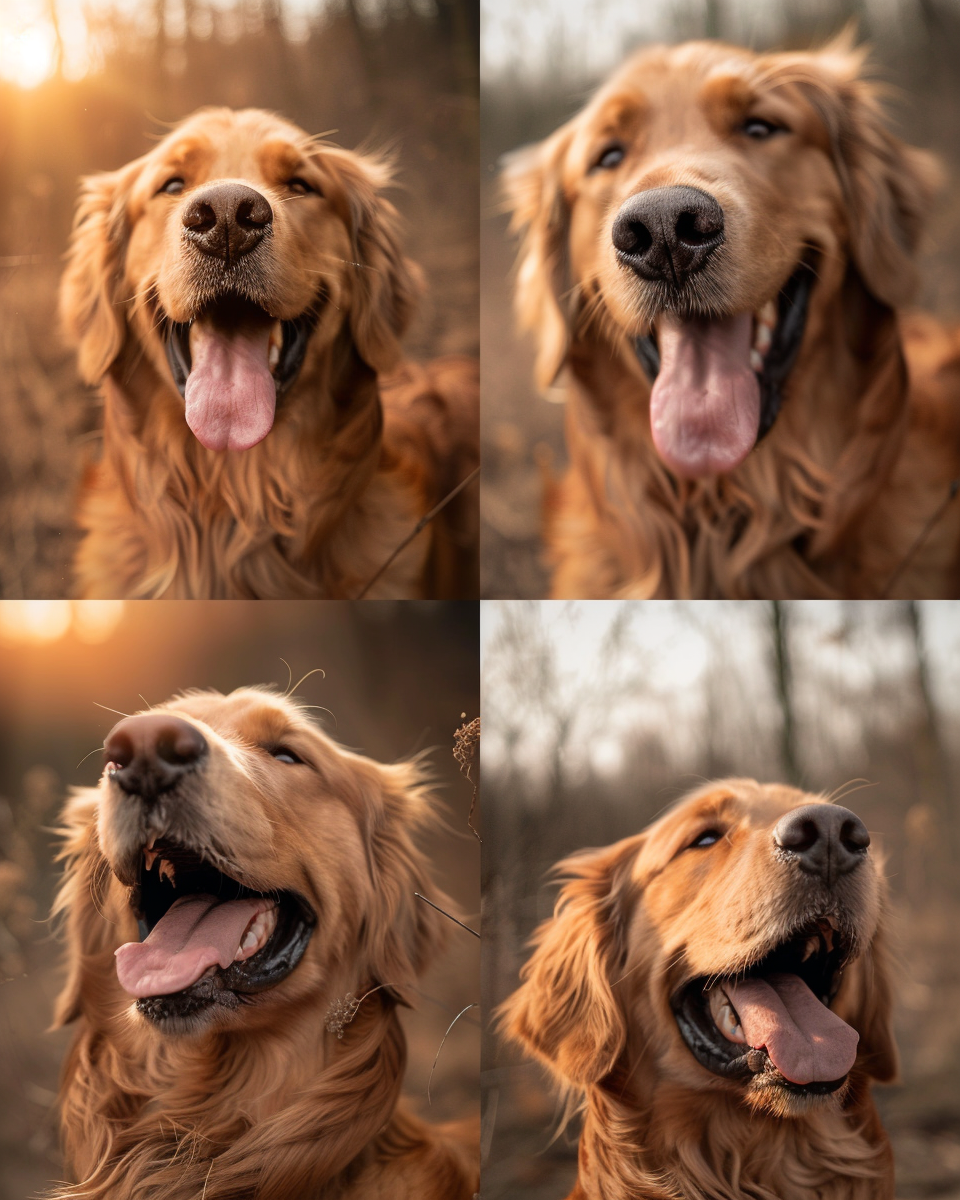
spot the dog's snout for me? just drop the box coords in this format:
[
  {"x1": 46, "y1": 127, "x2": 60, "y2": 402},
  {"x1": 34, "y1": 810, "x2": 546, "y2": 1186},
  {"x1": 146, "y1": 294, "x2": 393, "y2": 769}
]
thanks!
[
  {"x1": 773, "y1": 804, "x2": 870, "y2": 886},
  {"x1": 611, "y1": 185, "x2": 724, "y2": 284},
  {"x1": 182, "y1": 182, "x2": 273, "y2": 263},
  {"x1": 104, "y1": 714, "x2": 207, "y2": 802}
]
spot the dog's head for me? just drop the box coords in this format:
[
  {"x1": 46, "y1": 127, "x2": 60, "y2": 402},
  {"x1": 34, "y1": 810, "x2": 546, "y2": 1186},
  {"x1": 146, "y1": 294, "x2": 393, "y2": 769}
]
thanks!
[
  {"x1": 54, "y1": 687, "x2": 447, "y2": 1036},
  {"x1": 61, "y1": 108, "x2": 421, "y2": 452},
  {"x1": 503, "y1": 780, "x2": 896, "y2": 1120},
  {"x1": 504, "y1": 37, "x2": 939, "y2": 479}
]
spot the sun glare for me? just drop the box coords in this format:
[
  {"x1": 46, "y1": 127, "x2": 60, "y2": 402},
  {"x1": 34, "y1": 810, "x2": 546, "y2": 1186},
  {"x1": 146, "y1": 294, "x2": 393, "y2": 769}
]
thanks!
[
  {"x1": 0, "y1": 601, "x2": 126, "y2": 645},
  {"x1": 0, "y1": 22, "x2": 58, "y2": 88}
]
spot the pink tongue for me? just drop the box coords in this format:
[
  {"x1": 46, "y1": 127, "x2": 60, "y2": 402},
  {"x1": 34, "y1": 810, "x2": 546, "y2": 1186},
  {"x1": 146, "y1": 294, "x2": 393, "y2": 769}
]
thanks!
[
  {"x1": 649, "y1": 310, "x2": 760, "y2": 478},
  {"x1": 724, "y1": 972, "x2": 859, "y2": 1085},
  {"x1": 184, "y1": 314, "x2": 277, "y2": 452},
  {"x1": 115, "y1": 894, "x2": 270, "y2": 999}
]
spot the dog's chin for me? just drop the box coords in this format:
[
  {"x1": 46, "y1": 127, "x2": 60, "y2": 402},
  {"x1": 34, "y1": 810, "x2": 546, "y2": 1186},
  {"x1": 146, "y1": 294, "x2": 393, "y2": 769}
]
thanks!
[{"x1": 741, "y1": 1069, "x2": 851, "y2": 1119}]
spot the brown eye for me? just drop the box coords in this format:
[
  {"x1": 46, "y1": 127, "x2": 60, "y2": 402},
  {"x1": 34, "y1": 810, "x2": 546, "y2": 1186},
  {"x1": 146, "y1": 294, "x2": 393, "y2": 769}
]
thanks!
[
  {"x1": 741, "y1": 118, "x2": 783, "y2": 140},
  {"x1": 158, "y1": 177, "x2": 185, "y2": 195},
  {"x1": 287, "y1": 177, "x2": 317, "y2": 195},
  {"x1": 594, "y1": 144, "x2": 625, "y2": 171}
]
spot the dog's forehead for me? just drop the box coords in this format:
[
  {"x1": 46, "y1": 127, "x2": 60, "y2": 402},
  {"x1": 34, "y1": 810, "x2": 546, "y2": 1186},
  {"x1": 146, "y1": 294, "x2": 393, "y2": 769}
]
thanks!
[
  {"x1": 158, "y1": 689, "x2": 308, "y2": 742},
  {"x1": 152, "y1": 109, "x2": 309, "y2": 181}
]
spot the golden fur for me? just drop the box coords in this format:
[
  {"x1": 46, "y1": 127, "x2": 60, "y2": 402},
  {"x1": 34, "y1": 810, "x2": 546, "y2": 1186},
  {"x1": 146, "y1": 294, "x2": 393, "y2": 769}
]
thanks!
[
  {"x1": 51, "y1": 687, "x2": 478, "y2": 1199},
  {"x1": 502, "y1": 781, "x2": 897, "y2": 1200},
  {"x1": 61, "y1": 108, "x2": 478, "y2": 599},
  {"x1": 505, "y1": 37, "x2": 960, "y2": 598}
]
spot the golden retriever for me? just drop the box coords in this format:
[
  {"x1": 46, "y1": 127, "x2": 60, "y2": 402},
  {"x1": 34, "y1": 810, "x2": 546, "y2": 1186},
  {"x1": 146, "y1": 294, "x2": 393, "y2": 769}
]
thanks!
[
  {"x1": 51, "y1": 687, "x2": 479, "y2": 1200},
  {"x1": 502, "y1": 780, "x2": 896, "y2": 1200},
  {"x1": 505, "y1": 35, "x2": 960, "y2": 598},
  {"x1": 61, "y1": 109, "x2": 478, "y2": 599}
]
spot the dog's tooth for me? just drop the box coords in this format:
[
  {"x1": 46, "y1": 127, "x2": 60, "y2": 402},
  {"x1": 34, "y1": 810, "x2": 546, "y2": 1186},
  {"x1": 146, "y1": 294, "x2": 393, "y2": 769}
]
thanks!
[
  {"x1": 802, "y1": 936, "x2": 818, "y2": 961},
  {"x1": 143, "y1": 848, "x2": 158, "y2": 872},
  {"x1": 158, "y1": 859, "x2": 176, "y2": 886},
  {"x1": 750, "y1": 349, "x2": 763, "y2": 373},
  {"x1": 754, "y1": 323, "x2": 772, "y2": 355},
  {"x1": 759, "y1": 300, "x2": 776, "y2": 328}
]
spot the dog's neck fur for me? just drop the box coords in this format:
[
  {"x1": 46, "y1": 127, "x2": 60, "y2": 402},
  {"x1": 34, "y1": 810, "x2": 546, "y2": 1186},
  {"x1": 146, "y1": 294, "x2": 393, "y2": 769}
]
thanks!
[
  {"x1": 553, "y1": 278, "x2": 925, "y2": 599},
  {"x1": 75, "y1": 326, "x2": 428, "y2": 599},
  {"x1": 568, "y1": 1073, "x2": 893, "y2": 1200}
]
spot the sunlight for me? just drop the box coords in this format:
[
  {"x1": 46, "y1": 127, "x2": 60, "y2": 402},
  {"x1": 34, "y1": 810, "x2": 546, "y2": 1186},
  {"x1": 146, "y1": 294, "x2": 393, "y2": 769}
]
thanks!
[
  {"x1": 0, "y1": 21, "x2": 58, "y2": 88},
  {"x1": 0, "y1": 600, "x2": 126, "y2": 644}
]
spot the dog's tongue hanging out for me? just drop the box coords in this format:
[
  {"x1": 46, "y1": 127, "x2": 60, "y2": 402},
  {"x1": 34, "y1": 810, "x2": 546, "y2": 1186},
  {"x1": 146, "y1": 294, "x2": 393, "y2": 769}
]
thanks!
[
  {"x1": 649, "y1": 311, "x2": 760, "y2": 478},
  {"x1": 185, "y1": 309, "x2": 277, "y2": 452}
]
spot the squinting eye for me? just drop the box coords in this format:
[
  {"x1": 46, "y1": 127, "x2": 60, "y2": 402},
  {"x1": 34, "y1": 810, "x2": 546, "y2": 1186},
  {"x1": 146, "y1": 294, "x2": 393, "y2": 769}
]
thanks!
[
  {"x1": 594, "y1": 144, "x2": 625, "y2": 171},
  {"x1": 158, "y1": 177, "x2": 185, "y2": 195},
  {"x1": 741, "y1": 118, "x2": 782, "y2": 140},
  {"x1": 690, "y1": 830, "x2": 722, "y2": 849},
  {"x1": 271, "y1": 747, "x2": 303, "y2": 765},
  {"x1": 287, "y1": 177, "x2": 317, "y2": 195}
]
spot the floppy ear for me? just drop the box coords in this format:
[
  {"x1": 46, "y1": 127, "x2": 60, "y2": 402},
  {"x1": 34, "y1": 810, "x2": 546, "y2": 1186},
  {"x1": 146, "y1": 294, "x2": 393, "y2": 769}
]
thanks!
[
  {"x1": 317, "y1": 149, "x2": 423, "y2": 374},
  {"x1": 502, "y1": 125, "x2": 575, "y2": 390},
  {"x1": 834, "y1": 924, "x2": 898, "y2": 1084},
  {"x1": 50, "y1": 789, "x2": 117, "y2": 1028},
  {"x1": 359, "y1": 761, "x2": 449, "y2": 1003},
  {"x1": 500, "y1": 835, "x2": 640, "y2": 1088},
  {"x1": 59, "y1": 161, "x2": 139, "y2": 383},
  {"x1": 802, "y1": 40, "x2": 940, "y2": 308}
]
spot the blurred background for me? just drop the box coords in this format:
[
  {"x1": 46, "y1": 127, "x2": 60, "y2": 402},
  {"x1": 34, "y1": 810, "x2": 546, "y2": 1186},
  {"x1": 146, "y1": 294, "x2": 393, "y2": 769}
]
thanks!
[
  {"x1": 0, "y1": 598, "x2": 480, "y2": 1199},
  {"x1": 0, "y1": 0, "x2": 478, "y2": 599},
  {"x1": 480, "y1": 0, "x2": 960, "y2": 597},
  {"x1": 482, "y1": 599, "x2": 960, "y2": 1199}
]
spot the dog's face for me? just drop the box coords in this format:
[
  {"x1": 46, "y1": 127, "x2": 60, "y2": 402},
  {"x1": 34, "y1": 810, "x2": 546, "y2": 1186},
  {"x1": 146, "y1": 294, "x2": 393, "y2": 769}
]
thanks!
[
  {"x1": 55, "y1": 688, "x2": 445, "y2": 1036},
  {"x1": 505, "y1": 39, "x2": 938, "y2": 478},
  {"x1": 505, "y1": 781, "x2": 896, "y2": 1120},
  {"x1": 61, "y1": 109, "x2": 420, "y2": 451}
]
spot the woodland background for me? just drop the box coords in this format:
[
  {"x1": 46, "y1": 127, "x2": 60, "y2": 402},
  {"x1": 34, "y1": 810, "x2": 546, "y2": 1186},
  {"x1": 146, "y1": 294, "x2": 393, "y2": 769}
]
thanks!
[
  {"x1": 0, "y1": 599, "x2": 480, "y2": 1198},
  {"x1": 0, "y1": 0, "x2": 478, "y2": 598},
  {"x1": 482, "y1": 599, "x2": 960, "y2": 1199},
  {"x1": 481, "y1": 0, "x2": 960, "y2": 596}
]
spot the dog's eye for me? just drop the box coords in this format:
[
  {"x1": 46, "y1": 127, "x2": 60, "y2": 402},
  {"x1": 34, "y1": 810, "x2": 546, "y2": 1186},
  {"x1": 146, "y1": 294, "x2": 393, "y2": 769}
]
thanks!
[
  {"x1": 741, "y1": 118, "x2": 783, "y2": 140},
  {"x1": 689, "y1": 830, "x2": 723, "y2": 848},
  {"x1": 270, "y1": 747, "x2": 303, "y2": 765},
  {"x1": 287, "y1": 177, "x2": 318, "y2": 195},
  {"x1": 158, "y1": 177, "x2": 185, "y2": 195},
  {"x1": 593, "y1": 144, "x2": 625, "y2": 171}
]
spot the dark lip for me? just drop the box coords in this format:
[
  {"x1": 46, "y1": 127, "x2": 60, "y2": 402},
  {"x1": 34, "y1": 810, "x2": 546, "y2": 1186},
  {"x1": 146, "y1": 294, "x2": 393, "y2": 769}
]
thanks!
[
  {"x1": 670, "y1": 917, "x2": 852, "y2": 1095},
  {"x1": 127, "y1": 837, "x2": 315, "y2": 1025},
  {"x1": 164, "y1": 296, "x2": 320, "y2": 402},
  {"x1": 633, "y1": 257, "x2": 817, "y2": 446}
]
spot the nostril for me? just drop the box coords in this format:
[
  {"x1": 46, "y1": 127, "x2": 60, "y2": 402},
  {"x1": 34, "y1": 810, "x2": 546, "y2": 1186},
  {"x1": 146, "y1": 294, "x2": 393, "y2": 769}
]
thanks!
[
  {"x1": 154, "y1": 725, "x2": 207, "y2": 767},
  {"x1": 235, "y1": 197, "x2": 271, "y2": 230},
  {"x1": 780, "y1": 818, "x2": 820, "y2": 854},
  {"x1": 675, "y1": 209, "x2": 722, "y2": 248},
  {"x1": 104, "y1": 731, "x2": 134, "y2": 771},
  {"x1": 840, "y1": 819, "x2": 870, "y2": 854},
  {"x1": 183, "y1": 201, "x2": 217, "y2": 233},
  {"x1": 613, "y1": 218, "x2": 652, "y2": 257}
]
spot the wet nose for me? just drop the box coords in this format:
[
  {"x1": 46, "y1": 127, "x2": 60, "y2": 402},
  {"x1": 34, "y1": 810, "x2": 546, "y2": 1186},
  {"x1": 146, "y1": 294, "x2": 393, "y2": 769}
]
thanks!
[
  {"x1": 104, "y1": 714, "x2": 207, "y2": 802},
  {"x1": 611, "y1": 185, "x2": 724, "y2": 285},
  {"x1": 181, "y1": 182, "x2": 273, "y2": 263},
  {"x1": 773, "y1": 804, "x2": 870, "y2": 886}
]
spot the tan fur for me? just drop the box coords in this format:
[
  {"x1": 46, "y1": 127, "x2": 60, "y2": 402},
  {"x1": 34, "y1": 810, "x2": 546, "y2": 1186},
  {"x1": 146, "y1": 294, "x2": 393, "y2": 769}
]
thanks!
[
  {"x1": 61, "y1": 109, "x2": 478, "y2": 599},
  {"x1": 501, "y1": 780, "x2": 897, "y2": 1200},
  {"x1": 505, "y1": 37, "x2": 960, "y2": 598},
  {"x1": 51, "y1": 687, "x2": 478, "y2": 1200}
]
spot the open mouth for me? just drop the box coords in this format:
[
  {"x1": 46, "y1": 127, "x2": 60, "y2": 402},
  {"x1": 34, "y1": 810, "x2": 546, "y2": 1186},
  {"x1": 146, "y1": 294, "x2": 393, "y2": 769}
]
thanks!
[
  {"x1": 633, "y1": 260, "x2": 816, "y2": 479},
  {"x1": 165, "y1": 296, "x2": 319, "y2": 453},
  {"x1": 115, "y1": 838, "x2": 315, "y2": 1027},
  {"x1": 671, "y1": 916, "x2": 859, "y2": 1096}
]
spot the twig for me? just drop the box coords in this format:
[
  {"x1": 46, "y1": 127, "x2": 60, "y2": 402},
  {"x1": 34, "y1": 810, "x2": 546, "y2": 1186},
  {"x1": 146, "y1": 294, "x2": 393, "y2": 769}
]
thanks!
[
  {"x1": 427, "y1": 1003, "x2": 478, "y2": 1104},
  {"x1": 880, "y1": 477, "x2": 960, "y2": 598},
  {"x1": 414, "y1": 892, "x2": 479, "y2": 938},
  {"x1": 454, "y1": 715, "x2": 481, "y2": 843},
  {"x1": 353, "y1": 465, "x2": 479, "y2": 599}
]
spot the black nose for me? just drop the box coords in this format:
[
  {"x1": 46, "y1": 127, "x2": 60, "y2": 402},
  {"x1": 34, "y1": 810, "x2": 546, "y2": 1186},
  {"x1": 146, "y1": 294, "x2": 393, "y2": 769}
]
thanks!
[
  {"x1": 773, "y1": 804, "x2": 870, "y2": 886},
  {"x1": 611, "y1": 185, "x2": 724, "y2": 285},
  {"x1": 181, "y1": 182, "x2": 273, "y2": 264},
  {"x1": 104, "y1": 714, "x2": 207, "y2": 803}
]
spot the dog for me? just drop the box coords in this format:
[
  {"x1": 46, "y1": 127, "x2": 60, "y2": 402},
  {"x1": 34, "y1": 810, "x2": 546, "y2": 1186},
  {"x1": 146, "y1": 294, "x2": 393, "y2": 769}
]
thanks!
[
  {"x1": 502, "y1": 780, "x2": 896, "y2": 1200},
  {"x1": 51, "y1": 687, "x2": 479, "y2": 1200},
  {"x1": 504, "y1": 35, "x2": 960, "y2": 598},
  {"x1": 61, "y1": 108, "x2": 478, "y2": 599}
]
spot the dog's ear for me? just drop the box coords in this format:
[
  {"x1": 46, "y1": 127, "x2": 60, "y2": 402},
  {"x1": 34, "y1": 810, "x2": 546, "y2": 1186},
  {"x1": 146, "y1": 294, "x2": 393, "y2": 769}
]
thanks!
[
  {"x1": 316, "y1": 149, "x2": 423, "y2": 374},
  {"x1": 358, "y1": 760, "x2": 449, "y2": 1003},
  {"x1": 500, "y1": 835, "x2": 640, "y2": 1088},
  {"x1": 60, "y1": 161, "x2": 140, "y2": 383},
  {"x1": 502, "y1": 125, "x2": 575, "y2": 390},
  {"x1": 799, "y1": 38, "x2": 940, "y2": 309},
  {"x1": 50, "y1": 789, "x2": 117, "y2": 1028},
  {"x1": 834, "y1": 924, "x2": 899, "y2": 1083}
]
